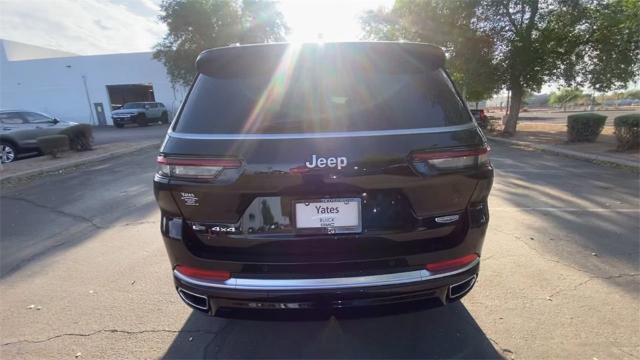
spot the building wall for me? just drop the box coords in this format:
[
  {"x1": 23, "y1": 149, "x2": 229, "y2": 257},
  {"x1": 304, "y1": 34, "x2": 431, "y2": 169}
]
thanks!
[
  {"x1": 0, "y1": 40, "x2": 187, "y2": 125},
  {"x1": 1, "y1": 38, "x2": 78, "y2": 61}
]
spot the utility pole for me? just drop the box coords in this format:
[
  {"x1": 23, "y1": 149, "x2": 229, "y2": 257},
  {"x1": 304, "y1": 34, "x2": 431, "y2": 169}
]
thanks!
[{"x1": 81, "y1": 75, "x2": 96, "y2": 125}]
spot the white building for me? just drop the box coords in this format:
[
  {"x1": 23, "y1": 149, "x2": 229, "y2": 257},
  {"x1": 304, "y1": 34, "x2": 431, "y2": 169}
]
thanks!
[{"x1": 0, "y1": 39, "x2": 186, "y2": 126}]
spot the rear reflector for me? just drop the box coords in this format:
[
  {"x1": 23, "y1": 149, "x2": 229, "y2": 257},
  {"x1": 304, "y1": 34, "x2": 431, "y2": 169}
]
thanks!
[
  {"x1": 411, "y1": 147, "x2": 489, "y2": 171},
  {"x1": 175, "y1": 265, "x2": 231, "y2": 281},
  {"x1": 157, "y1": 156, "x2": 241, "y2": 179},
  {"x1": 425, "y1": 254, "x2": 479, "y2": 272}
]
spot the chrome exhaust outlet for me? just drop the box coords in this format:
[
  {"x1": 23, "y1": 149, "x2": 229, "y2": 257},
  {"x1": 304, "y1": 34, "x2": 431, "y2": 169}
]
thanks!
[
  {"x1": 448, "y1": 275, "x2": 477, "y2": 299},
  {"x1": 177, "y1": 287, "x2": 209, "y2": 311}
]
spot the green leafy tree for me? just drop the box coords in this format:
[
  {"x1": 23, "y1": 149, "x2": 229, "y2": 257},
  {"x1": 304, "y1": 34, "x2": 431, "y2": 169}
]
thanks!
[
  {"x1": 153, "y1": 0, "x2": 288, "y2": 87},
  {"x1": 361, "y1": 0, "x2": 500, "y2": 103},
  {"x1": 581, "y1": 0, "x2": 640, "y2": 92},
  {"x1": 363, "y1": 0, "x2": 640, "y2": 136},
  {"x1": 549, "y1": 88, "x2": 586, "y2": 111},
  {"x1": 475, "y1": 0, "x2": 591, "y2": 135},
  {"x1": 626, "y1": 90, "x2": 640, "y2": 100},
  {"x1": 525, "y1": 93, "x2": 550, "y2": 107}
]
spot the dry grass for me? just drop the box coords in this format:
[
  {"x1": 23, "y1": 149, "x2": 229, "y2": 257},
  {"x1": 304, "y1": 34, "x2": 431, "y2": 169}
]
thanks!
[
  {"x1": 514, "y1": 123, "x2": 616, "y2": 145},
  {"x1": 486, "y1": 119, "x2": 639, "y2": 163}
]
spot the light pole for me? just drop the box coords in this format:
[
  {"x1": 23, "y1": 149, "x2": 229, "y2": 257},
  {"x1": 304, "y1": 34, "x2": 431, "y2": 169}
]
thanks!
[{"x1": 81, "y1": 75, "x2": 96, "y2": 125}]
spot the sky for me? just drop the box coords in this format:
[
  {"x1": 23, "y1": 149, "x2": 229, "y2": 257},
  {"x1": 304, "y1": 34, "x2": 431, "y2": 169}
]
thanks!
[{"x1": 0, "y1": 0, "x2": 393, "y2": 55}]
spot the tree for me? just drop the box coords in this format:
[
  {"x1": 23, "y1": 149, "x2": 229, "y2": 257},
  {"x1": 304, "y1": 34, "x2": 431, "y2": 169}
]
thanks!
[
  {"x1": 549, "y1": 88, "x2": 586, "y2": 111},
  {"x1": 525, "y1": 93, "x2": 550, "y2": 107},
  {"x1": 581, "y1": 0, "x2": 640, "y2": 92},
  {"x1": 362, "y1": 0, "x2": 640, "y2": 136},
  {"x1": 361, "y1": 0, "x2": 500, "y2": 103},
  {"x1": 626, "y1": 90, "x2": 640, "y2": 100},
  {"x1": 153, "y1": 0, "x2": 288, "y2": 87},
  {"x1": 475, "y1": 0, "x2": 592, "y2": 135}
]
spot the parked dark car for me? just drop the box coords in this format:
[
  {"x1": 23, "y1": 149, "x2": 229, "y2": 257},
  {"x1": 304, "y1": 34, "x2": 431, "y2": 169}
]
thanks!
[
  {"x1": 470, "y1": 109, "x2": 489, "y2": 129},
  {"x1": 0, "y1": 110, "x2": 80, "y2": 163},
  {"x1": 111, "y1": 102, "x2": 169, "y2": 128},
  {"x1": 154, "y1": 42, "x2": 493, "y2": 316}
]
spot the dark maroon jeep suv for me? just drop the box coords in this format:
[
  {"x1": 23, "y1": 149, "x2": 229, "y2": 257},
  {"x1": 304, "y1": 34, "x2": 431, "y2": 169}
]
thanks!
[{"x1": 154, "y1": 42, "x2": 493, "y2": 316}]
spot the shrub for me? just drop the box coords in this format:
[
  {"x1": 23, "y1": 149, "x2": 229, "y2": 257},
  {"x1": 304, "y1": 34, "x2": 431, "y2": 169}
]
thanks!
[
  {"x1": 614, "y1": 113, "x2": 640, "y2": 150},
  {"x1": 61, "y1": 124, "x2": 93, "y2": 151},
  {"x1": 37, "y1": 135, "x2": 69, "y2": 158},
  {"x1": 566, "y1": 113, "x2": 607, "y2": 142}
]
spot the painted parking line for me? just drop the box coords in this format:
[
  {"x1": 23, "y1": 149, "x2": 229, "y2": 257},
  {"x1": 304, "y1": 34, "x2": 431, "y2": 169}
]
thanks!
[
  {"x1": 493, "y1": 169, "x2": 569, "y2": 173},
  {"x1": 492, "y1": 207, "x2": 640, "y2": 212}
]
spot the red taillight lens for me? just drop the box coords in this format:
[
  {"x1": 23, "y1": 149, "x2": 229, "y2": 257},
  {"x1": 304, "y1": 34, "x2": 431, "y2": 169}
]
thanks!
[
  {"x1": 411, "y1": 147, "x2": 489, "y2": 171},
  {"x1": 425, "y1": 254, "x2": 479, "y2": 272},
  {"x1": 157, "y1": 156, "x2": 241, "y2": 179},
  {"x1": 175, "y1": 265, "x2": 231, "y2": 281}
]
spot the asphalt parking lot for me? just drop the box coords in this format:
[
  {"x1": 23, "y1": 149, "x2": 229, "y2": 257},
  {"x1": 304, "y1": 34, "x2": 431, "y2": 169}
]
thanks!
[
  {"x1": 0, "y1": 142, "x2": 638, "y2": 359},
  {"x1": 92, "y1": 124, "x2": 170, "y2": 146},
  {"x1": 10, "y1": 124, "x2": 170, "y2": 163}
]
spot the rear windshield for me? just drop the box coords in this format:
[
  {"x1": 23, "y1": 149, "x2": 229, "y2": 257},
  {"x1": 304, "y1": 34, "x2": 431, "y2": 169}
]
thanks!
[{"x1": 176, "y1": 53, "x2": 471, "y2": 134}]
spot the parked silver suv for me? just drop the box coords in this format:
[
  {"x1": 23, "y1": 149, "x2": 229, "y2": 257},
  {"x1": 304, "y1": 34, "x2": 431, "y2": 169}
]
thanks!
[
  {"x1": 111, "y1": 102, "x2": 169, "y2": 128},
  {"x1": 0, "y1": 110, "x2": 79, "y2": 163}
]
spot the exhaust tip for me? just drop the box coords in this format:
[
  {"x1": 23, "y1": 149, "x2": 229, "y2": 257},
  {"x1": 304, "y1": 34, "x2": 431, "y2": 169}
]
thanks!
[
  {"x1": 448, "y1": 275, "x2": 477, "y2": 299},
  {"x1": 177, "y1": 287, "x2": 209, "y2": 311}
]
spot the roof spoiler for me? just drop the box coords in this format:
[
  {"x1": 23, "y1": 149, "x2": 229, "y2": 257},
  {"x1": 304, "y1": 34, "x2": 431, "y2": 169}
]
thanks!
[{"x1": 195, "y1": 42, "x2": 446, "y2": 78}]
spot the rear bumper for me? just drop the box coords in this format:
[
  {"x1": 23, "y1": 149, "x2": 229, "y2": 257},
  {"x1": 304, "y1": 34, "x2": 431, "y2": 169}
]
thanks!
[{"x1": 173, "y1": 259, "x2": 479, "y2": 314}]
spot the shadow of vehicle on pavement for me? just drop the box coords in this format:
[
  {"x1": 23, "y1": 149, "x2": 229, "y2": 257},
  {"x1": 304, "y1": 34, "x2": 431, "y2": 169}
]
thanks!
[{"x1": 163, "y1": 301, "x2": 502, "y2": 359}]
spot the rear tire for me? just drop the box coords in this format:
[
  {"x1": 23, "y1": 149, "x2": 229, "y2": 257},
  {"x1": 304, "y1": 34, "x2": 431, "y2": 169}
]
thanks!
[
  {"x1": 160, "y1": 112, "x2": 169, "y2": 124},
  {"x1": 115, "y1": 123, "x2": 124, "y2": 128},
  {"x1": 1, "y1": 142, "x2": 17, "y2": 163}
]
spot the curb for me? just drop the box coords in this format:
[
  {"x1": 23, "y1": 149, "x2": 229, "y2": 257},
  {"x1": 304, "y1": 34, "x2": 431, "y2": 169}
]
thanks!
[
  {"x1": 1, "y1": 142, "x2": 161, "y2": 184},
  {"x1": 487, "y1": 136, "x2": 639, "y2": 170}
]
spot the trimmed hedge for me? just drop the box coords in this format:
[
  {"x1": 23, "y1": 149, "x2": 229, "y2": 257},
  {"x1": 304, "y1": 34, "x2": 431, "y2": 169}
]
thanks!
[
  {"x1": 614, "y1": 113, "x2": 640, "y2": 150},
  {"x1": 567, "y1": 113, "x2": 607, "y2": 142},
  {"x1": 37, "y1": 135, "x2": 69, "y2": 158},
  {"x1": 61, "y1": 124, "x2": 93, "y2": 151}
]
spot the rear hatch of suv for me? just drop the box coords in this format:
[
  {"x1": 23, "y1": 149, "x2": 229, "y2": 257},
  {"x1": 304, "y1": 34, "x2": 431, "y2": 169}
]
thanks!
[{"x1": 156, "y1": 42, "x2": 492, "y2": 276}]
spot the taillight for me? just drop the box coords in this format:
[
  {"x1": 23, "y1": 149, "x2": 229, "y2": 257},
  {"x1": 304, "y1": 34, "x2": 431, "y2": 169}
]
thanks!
[
  {"x1": 175, "y1": 265, "x2": 231, "y2": 281},
  {"x1": 425, "y1": 254, "x2": 479, "y2": 272},
  {"x1": 157, "y1": 156, "x2": 241, "y2": 180},
  {"x1": 411, "y1": 147, "x2": 489, "y2": 171}
]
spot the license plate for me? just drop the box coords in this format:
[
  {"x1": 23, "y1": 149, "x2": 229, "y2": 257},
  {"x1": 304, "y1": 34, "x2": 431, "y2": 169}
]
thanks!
[{"x1": 294, "y1": 198, "x2": 361, "y2": 234}]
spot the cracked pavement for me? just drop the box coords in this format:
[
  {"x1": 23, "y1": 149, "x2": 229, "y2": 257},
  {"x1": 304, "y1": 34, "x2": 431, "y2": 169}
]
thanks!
[{"x1": 1, "y1": 143, "x2": 639, "y2": 359}]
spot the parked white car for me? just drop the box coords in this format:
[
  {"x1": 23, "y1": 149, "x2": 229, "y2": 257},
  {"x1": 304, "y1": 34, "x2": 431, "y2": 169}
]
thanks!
[{"x1": 111, "y1": 102, "x2": 169, "y2": 128}]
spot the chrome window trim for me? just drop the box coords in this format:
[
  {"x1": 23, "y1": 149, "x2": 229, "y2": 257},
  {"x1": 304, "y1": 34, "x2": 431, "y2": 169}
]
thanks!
[
  {"x1": 173, "y1": 258, "x2": 479, "y2": 291},
  {"x1": 167, "y1": 123, "x2": 476, "y2": 140}
]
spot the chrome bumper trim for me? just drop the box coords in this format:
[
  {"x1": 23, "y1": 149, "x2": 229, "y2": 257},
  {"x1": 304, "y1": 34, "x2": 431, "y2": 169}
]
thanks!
[
  {"x1": 173, "y1": 259, "x2": 479, "y2": 291},
  {"x1": 177, "y1": 287, "x2": 209, "y2": 310},
  {"x1": 448, "y1": 274, "x2": 477, "y2": 298}
]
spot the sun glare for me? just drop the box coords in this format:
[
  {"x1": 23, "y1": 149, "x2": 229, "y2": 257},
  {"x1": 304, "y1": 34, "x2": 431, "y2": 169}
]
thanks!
[
  {"x1": 278, "y1": 0, "x2": 394, "y2": 43},
  {"x1": 236, "y1": 0, "x2": 396, "y2": 140},
  {"x1": 242, "y1": 44, "x2": 302, "y2": 134}
]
